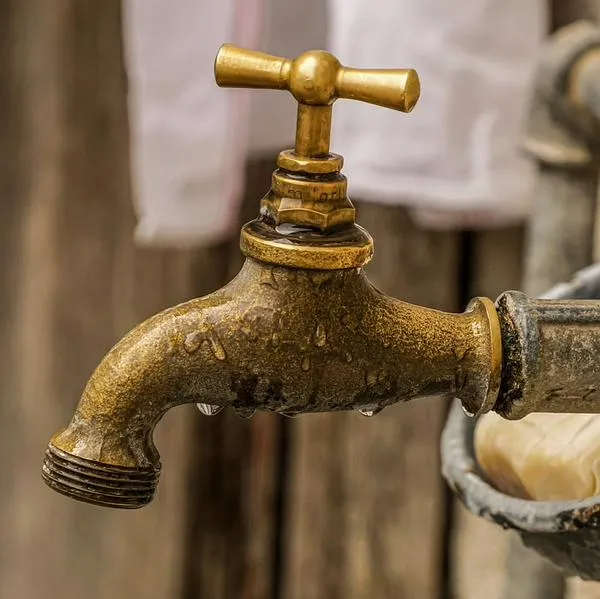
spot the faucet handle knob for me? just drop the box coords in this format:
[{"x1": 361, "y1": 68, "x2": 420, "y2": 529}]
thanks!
[
  {"x1": 215, "y1": 44, "x2": 420, "y2": 112},
  {"x1": 214, "y1": 44, "x2": 420, "y2": 158},
  {"x1": 214, "y1": 44, "x2": 290, "y2": 93}
]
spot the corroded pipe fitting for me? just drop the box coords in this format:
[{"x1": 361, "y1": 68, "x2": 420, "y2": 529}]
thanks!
[
  {"x1": 442, "y1": 264, "x2": 600, "y2": 582},
  {"x1": 495, "y1": 291, "x2": 600, "y2": 419}
]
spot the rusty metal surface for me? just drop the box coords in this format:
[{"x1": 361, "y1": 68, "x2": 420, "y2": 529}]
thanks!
[
  {"x1": 495, "y1": 290, "x2": 600, "y2": 418},
  {"x1": 501, "y1": 22, "x2": 600, "y2": 422},
  {"x1": 442, "y1": 263, "x2": 600, "y2": 581}
]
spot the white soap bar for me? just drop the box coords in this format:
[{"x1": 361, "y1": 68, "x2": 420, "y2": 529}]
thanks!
[{"x1": 474, "y1": 412, "x2": 600, "y2": 501}]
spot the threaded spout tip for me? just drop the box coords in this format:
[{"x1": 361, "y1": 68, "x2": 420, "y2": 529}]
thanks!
[{"x1": 42, "y1": 444, "x2": 159, "y2": 509}]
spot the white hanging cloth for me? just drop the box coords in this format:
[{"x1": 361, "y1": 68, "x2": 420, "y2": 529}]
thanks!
[
  {"x1": 123, "y1": 0, "x2": 547, "y2": 246},
  {"x1": 328, "y1": 0, "x2": 548, "y2": 229},
  {"x1": 122, "y1": 0, "x2": 262, "y2": 247}
]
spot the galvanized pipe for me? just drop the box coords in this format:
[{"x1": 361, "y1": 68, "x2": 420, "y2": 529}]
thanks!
[{"x1": 494, "y1": 292, "x2": 600, "y2": 419}]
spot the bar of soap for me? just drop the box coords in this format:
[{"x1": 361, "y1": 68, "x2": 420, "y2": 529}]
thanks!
[{"x1": 474, "y1": 412, "x2": 600, "y2": 501}]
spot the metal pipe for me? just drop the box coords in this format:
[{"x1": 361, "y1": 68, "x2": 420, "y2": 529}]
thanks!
[{"x1": 495, "y1": 292, "x2": 600, "y2": 418}]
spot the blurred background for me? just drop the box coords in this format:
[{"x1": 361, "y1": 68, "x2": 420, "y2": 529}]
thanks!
[{"x1": 2, "y1": 1, "x2": 600, "y2": 598}]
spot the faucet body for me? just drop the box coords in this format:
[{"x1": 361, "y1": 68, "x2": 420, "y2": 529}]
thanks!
[
  {"x1": 43, "y1": 41, "x2": 600, "y2": 509},
  {"x1": 43, "y1": 257, "x2": 499, "y2": 507}
]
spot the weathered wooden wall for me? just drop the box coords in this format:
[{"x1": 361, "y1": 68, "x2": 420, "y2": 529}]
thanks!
[
  {"x1": 0, "y1": 1, "x2": 196, "y2": 597},
  {"x1": 282, "y1": 204, "x2": 461, "y2": 599}
]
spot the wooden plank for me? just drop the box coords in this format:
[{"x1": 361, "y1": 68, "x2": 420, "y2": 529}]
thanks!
[
  {"x1": 282, "y1": 204, "x2": 461, "y2": 599},
  {"x1": 450, "y1": 227, "x2": 525, "y2": 599},
  {"x1": 0, "y1": 1, "x2": 283, "y2": 591},
  {"x1": 0, "y1": 1, "x2": 197, "y2": 597},
  {"x1": 181, "y1": 157, "x2": 284, "y2": 599}
]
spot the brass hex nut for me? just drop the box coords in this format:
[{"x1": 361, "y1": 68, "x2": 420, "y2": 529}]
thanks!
[{"x1": 261, "y1": 171, "x2": 355, "y2": 232}]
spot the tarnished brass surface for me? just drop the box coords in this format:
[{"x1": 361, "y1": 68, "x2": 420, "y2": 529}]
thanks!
[
  {"x1": 214, "y1": 44, "x2": 420, "y2": 159},
  {"x1": 43, "y1": 258, "x2": 501, "y2": 508},
  {"x1": 261, "y1": 170, "x2": 353, "y2": 232},
  {"x1": 239, "y1": 220, "x2": 374, "y2": 270},
  {"x1": 41, "y1": 44, "x2": 507, "y2": 509},
  {"x1": 215, "y1": 45, "x2": 419, "y2": 269}
]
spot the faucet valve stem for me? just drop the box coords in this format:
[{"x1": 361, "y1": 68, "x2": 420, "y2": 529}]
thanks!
[{"x1": 215, "y1": 45, "x2": 420, "y2": 270}]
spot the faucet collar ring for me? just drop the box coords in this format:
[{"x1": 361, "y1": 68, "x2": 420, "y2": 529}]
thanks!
[
  {"x1": 276, "y1": 150, "x2": 343, "y2": 174},
  {"x1": 240, "y1": 219, "x2": 373, "y2": 269},
  {"x1": 467, "y1": 296, "x2": 503, "y2": 417}
]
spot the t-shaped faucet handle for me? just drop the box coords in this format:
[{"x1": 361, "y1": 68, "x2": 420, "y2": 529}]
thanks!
[
  {"x1": 215, "y1": 44, "x2": 420, "y2": 159},
  {"x1": 214, "y1": 45, "x2": 420, "y2": 269}
]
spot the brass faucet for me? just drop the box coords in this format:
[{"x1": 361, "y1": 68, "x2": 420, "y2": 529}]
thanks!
[{"x1": 42, "y1": 45, "x2": 600, "y2": 509}]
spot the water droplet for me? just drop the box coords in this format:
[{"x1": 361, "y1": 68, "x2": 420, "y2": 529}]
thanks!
[
  {"x1": 184, "y1": 332, "x2": 202, "y2": 353},
  {"x1": 260, "y1": 267, "x2": 279, "y2": 290},
  {"x1": 234, "y1": 407, "x2": 256, "y2": 419},
  {"x1": 301, "y1": 356, "x2": 311, "y2": 372},
  {"x1": 207, "y1": 333, "x2": 226, "y2": 361},
  {"x1": 309, "y1": 272, "x2": 333, "y2": 288},
  {"x1": 366, "y1": 370, "x2": 379, "y2": 387},
  {"x1": 313, "y1": 324, "x2": 327, "y2": 347},
  {"x1": 276, "y1": 223, "x2": 314, "y2": 235},
  {"x1": 196, "y1": 403, "x2": 223, "y2": 416},
  {"x1": 454, "y1": 348, "x2": 467, "y2": 361},
  {"x1": 341, "y1": 313, "x2": 351, "y2": 325},
  {"x1": 241, "y1": 311, "x2": 260, "y2": 341},
  {"x1": 280, "y1": 410, "x2": 299, "y2": 418},
  {"x1": 358, "y1": 404, "x2": 382, "y2": 417},
  {"x1": 345, "y1": 352, "x2": 353, "y2": 363}
]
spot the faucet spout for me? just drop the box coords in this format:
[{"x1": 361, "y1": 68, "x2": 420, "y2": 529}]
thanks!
[{"x1": 42, "y1": 257, "x2": 501, "y2": 508}]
